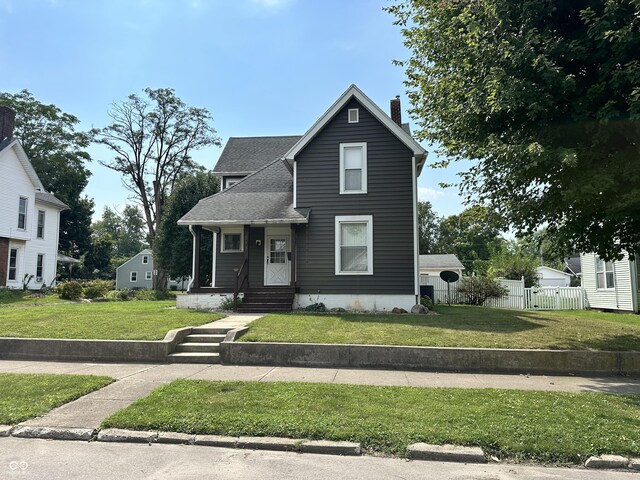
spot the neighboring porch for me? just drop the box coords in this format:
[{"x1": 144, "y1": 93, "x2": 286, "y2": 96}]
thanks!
[{"x1": 186, "y1": 223, "x2": 300, "y2": 312}]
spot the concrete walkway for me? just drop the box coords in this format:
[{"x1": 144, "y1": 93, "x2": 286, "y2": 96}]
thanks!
[
  {"x1": 203, "y1": 313, "x2": 264, "y2": 330},
  {"x1": 2, "y1": 359, "x2": 640, "y2": 431}
]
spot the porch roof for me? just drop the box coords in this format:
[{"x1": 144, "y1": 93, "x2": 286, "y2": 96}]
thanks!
[{"x1": 178, "y1": 158, "x2": 309, "y2": 225}]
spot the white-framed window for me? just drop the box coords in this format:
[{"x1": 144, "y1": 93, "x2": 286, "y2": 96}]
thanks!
[
  {"x1": 142, "y1": 255, "x2": 149, "y2": 264},
  {"x1": 8, "y1": 248, "x2": 18, "y2": 281},
  {"x1": 145, "y1": 271, "x2": 152, "y2": 280},
  {"x1": 595, "y1": 256, "x2": 615, "y2": 289},
  {"x1": 130, "y1": 271, "x2": 137, "y2": 282},
  {"x1": 348, "y1": 108, "x2": 359, "y2": 123},
  {"x1": 335, "y1": 215, "x2": 373, "y2": 275},
  {"x1": 37, "y1": 210, "x2": 45, "y2": 239},
  {"x1": 18, "y1": 197, "x2": 27, "y2": 230},
  {"x1": 225, "y1": 179, "x2": 241, "y2": 190},
  {"x1": 36, "y1": 254, "x2": 44, "y2": 282},
  {"x1": 339, "y1": 143, "x2": 367, "y2": 194},
  {"x1": 221, "y1": 229, "x2": 243, "y2": 253}
]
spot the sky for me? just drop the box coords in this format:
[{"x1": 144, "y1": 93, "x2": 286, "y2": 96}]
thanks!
[{"x1": 0, "y1": 0, "x2": 469, "y2": 221}]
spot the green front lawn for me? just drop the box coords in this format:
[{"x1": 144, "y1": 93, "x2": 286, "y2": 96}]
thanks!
[
  {"x1": 0, "y1": 301, "x2": 223, "y2": 340},
  {"x1": 101, "y1": 379, "x2": 640, "y2": 464},
  {"x1": 239, "y1": 306, "x2": 640, "y2": 351},
  {"x1": 0, "y1": 373, "x2": 113, "y2": 424}
]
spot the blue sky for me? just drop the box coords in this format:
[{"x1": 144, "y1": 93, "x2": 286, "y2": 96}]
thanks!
[{"x1": 0, "y1": 0, "x2": 468, "y2": 220}]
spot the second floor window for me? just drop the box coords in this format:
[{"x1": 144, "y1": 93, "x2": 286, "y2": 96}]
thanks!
[
  {"x1": 18, "y1": 197, "x2": 27, "y2": 229},
  {"x1": 37, "y1": 210, "x2": 45, "y2": 239},
  {"x1": 142, "y1": 255, "x2": 149, "y2": 264},
  {"x1": 339, "y1": 143, "x2": 367, "y2": 194}
]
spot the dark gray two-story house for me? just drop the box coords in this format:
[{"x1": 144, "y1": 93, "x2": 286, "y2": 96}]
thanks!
[{"x1": 177, "y1": 85, "x2": 427, "y2": 312}]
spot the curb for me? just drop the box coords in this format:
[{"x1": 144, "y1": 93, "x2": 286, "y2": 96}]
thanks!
[
  {"x1": 629, "y1": 458, "x2": 640, "y2": 470},
  {"x1": 0, "y1": 425, "x2": 13, "y2": 437},
  {"x1": 97, "y1": 428, "x2": 157, "y2": 443},
  {"x1": 11, "y1": 426, "x2": 93, "y2": 441},
  {"x1": 585, "y1": 454, "x2": 630, "y2": 469},
  {"x1": 406, "y1": 443, "x2": 486, "y2": 463}
]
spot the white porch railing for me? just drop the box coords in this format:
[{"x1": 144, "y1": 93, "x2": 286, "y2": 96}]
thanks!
[{"x1": 420, "y1": 275, "x2": 587, "y2": 310}]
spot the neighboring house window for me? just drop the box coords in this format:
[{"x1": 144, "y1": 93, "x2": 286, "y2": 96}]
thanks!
[
  {"x1": 18, "y1": 197, "x2": 27, "y2": 229},
  {"x1": 221, "y1": 230, "x2": 243, "y2": 253},
  {"x1": 37, "y1": 210, "x2": 45, "y2": 239},
  {"x1": 339, "y1": 143, "x2": 367, "y2": 194},
  {"x1": 145, "y1": 271, "x2": 152, "y2": 280},
  {"x1": 130, "y1": 271, "x2": 137, "y2": 282},
  {"x1": 8, "y1": 249, "x2": 17, "y2": 281},
  {"x1": 36, "y1": 254, "x2": 44, "y2": 282},
  {"x1": 595, "y1": 257, "x2": 615, "y2": 289},
  {"x1": 335, "y1": 215, "x2": 373, "y2": 275},
  {"x1": 225, "y1": 179, "x2": 240, "y2": 189},
  {"x1": 142, "y1": 255, "x2": 149, "y2": 264},
  {"x1": 348, "y1": 108, "x2": 359, "y2": 123}
]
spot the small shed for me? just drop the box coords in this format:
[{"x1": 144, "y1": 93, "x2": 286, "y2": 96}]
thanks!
[{"x1": 535, "y1": 266, "x2": 572, "y2": 287}]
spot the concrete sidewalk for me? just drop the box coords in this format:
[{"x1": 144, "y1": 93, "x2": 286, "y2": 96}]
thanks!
[{"x1": 2, "y1": 359, "x2": 639, "y2": 430}]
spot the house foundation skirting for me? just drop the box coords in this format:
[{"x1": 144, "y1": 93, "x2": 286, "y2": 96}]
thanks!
[{"x1": 177, "y1": 293, "x2": 241, "y2": 310}]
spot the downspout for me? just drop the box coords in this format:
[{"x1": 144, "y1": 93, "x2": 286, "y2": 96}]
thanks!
[
  {"x1": 187, "y1": 225, "x2": 196, "y2": 292},
  {"x1": 412, "y1": 155, "x2": 419, "y2": 302}
]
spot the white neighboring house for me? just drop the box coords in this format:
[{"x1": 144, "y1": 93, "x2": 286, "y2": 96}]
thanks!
[
  {"x1": 535, "y1": 266, "x2": 572, "y2": 287},
  {"x1": 419, "y1": 254, "x2": 465, "y2": 278},
  {"x1": 0, "y1": 107, "x2": 68, "y2": 289},
  {"x1": 580, "y1": 251, "x2": 639, "y2": 313}
]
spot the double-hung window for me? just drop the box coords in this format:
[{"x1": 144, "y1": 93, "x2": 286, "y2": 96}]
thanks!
[
  {"x1": 18, "y1": 197, "x2": 27, "y2": 229},
  {"x1": 335, "y1": 215, "x2": 373, "y2": 275},
  {"x1": 595, "y1": 257, "x2": 615, "y2": 289},
  {"x1": 36, "y1": 254, "x2": 44, "y2": 282},
  {"x1": 142, "y1": 255, "x2": 149, "y2": 264},
  {"x1": 8, "y1": 249, "x2": 17, "y2": 281},
  {"x1": 130, "y1": 271, "x2": 137, "y2": 282},
  {"x1": 339, "y1": 143, "x2": 367, "y2": 194},
  {"x1": 37, "y1": 210, "x2": 45, "y2": 239},
  {"x1": 221, "y1": 230, "x2": 243, "y2": 253},
  {"x1": 145, "y1": 271, "x2": 152, "y2": 280}
]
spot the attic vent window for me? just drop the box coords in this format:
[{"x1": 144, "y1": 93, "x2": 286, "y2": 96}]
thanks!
[{"x1": 348, "y1": 108, "x2": 359, "y2": 123}]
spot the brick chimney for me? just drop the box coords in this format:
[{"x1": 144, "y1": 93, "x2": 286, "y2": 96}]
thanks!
[
  {"x1": 0, "y1": 106, "x2": 16, "y2": 141},
  {"x1": 390, "y1": 95, "x2": 402, "y2": 126}
]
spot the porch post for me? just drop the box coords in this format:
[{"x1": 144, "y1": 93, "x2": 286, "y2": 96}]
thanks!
[
  {"x1": 290, "y1": 224, "x2": 297, "y2": 288},
  {"x1": 192, "y1": 225, "x2": 202, "y2": 290},
  {"x1": 211, "y1": 231, "x2": 217, "y2": 287},
  {"x1": 244, "y1": 224, "x2": 250, "y2": 289}
]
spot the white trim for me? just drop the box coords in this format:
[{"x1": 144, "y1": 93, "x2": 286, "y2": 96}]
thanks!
[
  {"x1": 334, "y1": 215, "x2": 373, "y2": 275},
  {"x1": 36, "y1": 210, "x2": 45, "y2": 239},
  {"x1": 7, "y1": 247, "x2": 18, "y2": 281},
  {"x1": 145, "y1": 271, "x2": 152, "y2": 280},
  {"x1": 142, "y1": 255, "x2": 149, "y2": 265},
  {"x1": 283, "y1": 84, "x2": 426, "y2": 162},
  {"x1": 348, "y1": 108, "x2": 359, "y2": 123},
  {"x1": 293, "y1": 161, "x2": 297, "y2": 208},
  {"x1": 17, "y1": 196, "x2": 28, "y2": 230},
  {"x1": 412, "y1": 156, "x2": 419, "y2": 297},
  {"x1": 130, "y1": 271, "x2": 138, "y2": 282},
  {"x1": 178, "y1": 218, "x2": 308, "y2": 226},
  {"x1": 224, "y1": 179, "x2": 241, "y2": 189},
  {"x1": 294, "y1": 293, "x2": 415, "y2": 312},
  {"x1": 211, "y1": 231, "x2": 217, "y2": 287},
  {"x1": 220, "y1": 228, "x2": 244, "y2": 253},
  {"x1": 339, "y1": 143, "x2": 367, "y2": 194},
  {"x1": 187, "y1": 226, "x2": 196, "y2": 292},
  {"x1": 595, "y1": 255, "x2": 615, "y2": 290},
  {"x1": 263, "y1": 230, "x2": 291, "y2": 286}
]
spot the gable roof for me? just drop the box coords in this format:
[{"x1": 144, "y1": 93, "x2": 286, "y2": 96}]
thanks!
[
  {"x1": 213, "y1": 136, "x2": 302, "y2": 175},
  {"x1": 179, "y1": 158, "x2": 309, "y2": 225},
  {"x1": 419, "y1": 254, "x2": 465, "y2": 270},
  {"x1": 0, "y1": 138, "x2": 45, "y2": 190},
  {"x1": 283, "y1": 85, "x2": 427, "y2": 167},
  {"x1": 115, "y1": 249, "x2": 153, "y2": 271},
  {"x1": 36, "y1": 191, "x2": 68, "y2": 210},
  {"x1": 564, "y1": 256, "x2": 582, "y2": 276}
]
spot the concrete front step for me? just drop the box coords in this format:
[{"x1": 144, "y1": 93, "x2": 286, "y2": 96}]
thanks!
[
  {"x1": 184, "y1": 334, "x2": 226, "y2": 343},
  {"x1": 175, "y1": 343, "x2": 220, "y2": 353},
  {"x1": 168, "y1": 352, "x2": 220, "y2": 364},
  {"x1": 190, "y1": 327, "x2": 232, "y2": 335}
]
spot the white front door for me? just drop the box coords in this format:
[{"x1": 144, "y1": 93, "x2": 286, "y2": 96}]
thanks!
[{"x1": 264, "y1": 235, "x2": 289, "y2": 286}]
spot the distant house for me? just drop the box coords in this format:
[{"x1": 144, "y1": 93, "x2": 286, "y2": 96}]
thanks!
[
  {"x1": 580, "y1": 251, "x2": 639, "y2": 313},
  {"x1": 115, "y1": 249, "x2": 187, "y2": 290},
  {"x1": 0, "y1": 107, "x2": 68, "y2": 289},
  {"x1": 563, "y1": 256, "x2": 582, "y2": 278},
  {"x1": 177, "y1": 85, "x2": 427, "y2": 312},
  {"x1": 535, "y1": 265, "x2": 572, "y2": 287},
  {"x1": 419, "y1": 254, "x2": 465, "y2": 278}
]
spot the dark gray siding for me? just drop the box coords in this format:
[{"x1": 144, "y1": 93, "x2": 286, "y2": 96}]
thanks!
[
  {"x1": 214, "y1": 227, "x2": 265, "y2": 288},
  {"x1": 295, "y1": 99, "x2": 415, "y2": 294}
]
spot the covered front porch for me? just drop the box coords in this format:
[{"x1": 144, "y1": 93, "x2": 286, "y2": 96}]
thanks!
[{"x1": 185, "y1": 223, "x2": 301, "y2": 312}]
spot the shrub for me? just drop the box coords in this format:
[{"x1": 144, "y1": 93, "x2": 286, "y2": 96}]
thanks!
[
  {"x1": 82, "y1": 280, "x2": 115, "y2": 299},
  {"x1": 56, "y1": 281, "x2": 84, "y2": 300},
  {"x1": 420, "y1": 295, "x2": 434, "y2": 310},
  {"x1": 169, "y1": 285, "x2": 178, "y2": 291},
  {"x1": 0, "y1": 288, "x2": 24, "y2": 304},
  {"x1": 456, "y1": 276, "x2": 508, "y2": 306},
  {"x1": 103, "y1": 289, "x2": 135, "y2": 301},
  {"x1": 220, "y1": 295, "x2": 241, "y2": 311},
  {"x1": 132, "y1": 289, "x2": 156, "y2": 301},
  {"x1": 305, "y1": 302, "x2": 327, "y2": 312}
]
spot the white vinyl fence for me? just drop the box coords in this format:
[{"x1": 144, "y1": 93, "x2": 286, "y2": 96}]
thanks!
[{"x1": 420, "y1": 275, "x2": 587, "y2": 311}]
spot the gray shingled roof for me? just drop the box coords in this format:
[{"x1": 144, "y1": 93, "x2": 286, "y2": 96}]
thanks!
[
  {"x1": 564, "y1": 256, "x2": 582, "y2": 276},
  {"x1": 0, "y1": 137, "x2": 12, "y2": 153},
  {"x1": 419, "y1": 254, "x2": 465, "y2": 270},
  {"x1": 179, "y1": 158, "x2": 308, "y2": 224},
  {"x1": 35, "y1": 191, "x2": 68, "y2": 210},
  {"x1": 213, "y1": 136, "x2": 302, "y2": 174}
]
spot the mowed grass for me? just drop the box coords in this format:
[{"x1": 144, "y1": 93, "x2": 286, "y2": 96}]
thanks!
[
  {"x1": 0, "y1": 301, "x2": 223, "y2": 340},
  {"x1": 0, "y1": 373, "x2": 113, "y2": 424},
  {"x1": 101, "y1": 379, "x2": 640, "y2": 464},
  {"x1": 239, "y1": 306, "x2": 640, "y2": 351}
]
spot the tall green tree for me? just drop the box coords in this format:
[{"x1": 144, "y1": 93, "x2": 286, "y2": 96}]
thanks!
[
  {"x1": 436, "y1": 206, "x2": 504, "y2": 273},
  {"x1": 417, "y1": 200, "x2": 442, "y2": 254},
  {"x1": 155, "y1": 172, "x2": 220, "y2": 282},
  {"x1": 92, "y1": 205, "x2": 147, "y2": 259},
  {"x1": 0, "y1": 90, "x2": 94, "y2": 257},
  {"x1": 388, "y1": 0, "x2": 640, "y2": 260},
  {"x1": 487, "y1": 240, "x2": 540, "y2": 287},
  {"x1": 94, "y1": 88, "x2": 221, "y2": 289}
]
